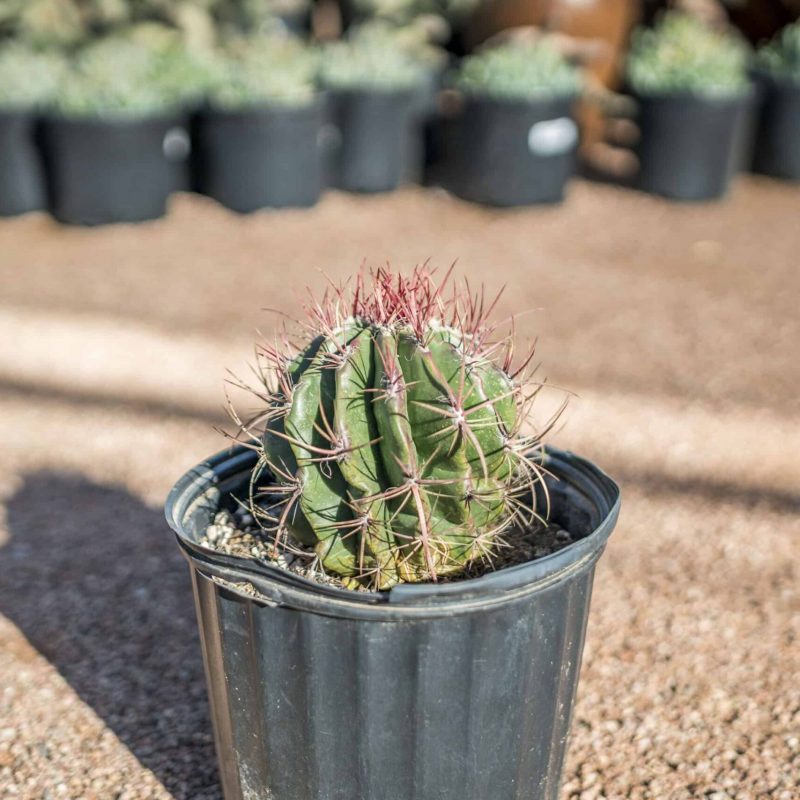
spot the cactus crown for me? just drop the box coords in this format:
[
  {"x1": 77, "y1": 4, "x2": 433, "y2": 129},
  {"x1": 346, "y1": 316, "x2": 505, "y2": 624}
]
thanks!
[
  {"x1": 757, "y1": 20, "x2": 800, "y2": 82},
  {"x1": 207, "y1": 36, "x2": 318, "y2": 110},
  {"x1": 627, "y1": 11, "x2": 749, "y2": 98},
  {"x1": 240, "y1": 266, "x2": 554, "y2": 591},
  {"x1": 319, "y1": 40, "x2": 426, "y2": 92},
  {"x1": 455, "y1": 41, "x2": 582, "y2": 102}
]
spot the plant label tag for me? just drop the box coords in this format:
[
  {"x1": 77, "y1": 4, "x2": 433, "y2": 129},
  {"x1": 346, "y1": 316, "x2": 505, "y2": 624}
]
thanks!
[
  {"x1": 528, "y1": 118, "x2": 578, "y2": 157},
  {"x1": 163, "y1": 127, "x2": 191, "y2": 161}
]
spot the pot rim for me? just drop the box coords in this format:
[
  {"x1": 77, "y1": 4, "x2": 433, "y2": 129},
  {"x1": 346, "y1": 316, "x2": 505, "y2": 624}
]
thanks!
[
  {"x1": 630, "y1": 84, "x2": 755, "y2": 106},
  {"x1": 166, "y1": 445, "x2": 620, "y2": 619}
]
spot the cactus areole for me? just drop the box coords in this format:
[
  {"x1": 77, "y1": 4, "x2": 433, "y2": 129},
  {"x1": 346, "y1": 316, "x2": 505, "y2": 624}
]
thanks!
[{"x1": 247, "y1": 266, "x2": 552, "y2": 590}]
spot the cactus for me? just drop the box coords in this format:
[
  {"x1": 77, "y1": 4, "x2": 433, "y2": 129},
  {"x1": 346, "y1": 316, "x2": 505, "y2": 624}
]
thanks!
[
  {"x1": 757, "y1": 19, "x2": 800, "y2": 82},
  {"x1": 320, "y1": 38, "x2": 426, "y2": 92},
  {"x1": 245, "y1": 267, "x2": 550, "y2": 590},
  {"x1": 626, "y1": 11, "x2": 750, "y2": 98},
  {"x1": 0, "y1": 43, "x2": 65, "y2": 109},
  {"x1": 455, "y1": 40, "x2": 582, "y2": 102},
  {"x1": 206, "y1": 35, "x2": 318, "y2": 110}
]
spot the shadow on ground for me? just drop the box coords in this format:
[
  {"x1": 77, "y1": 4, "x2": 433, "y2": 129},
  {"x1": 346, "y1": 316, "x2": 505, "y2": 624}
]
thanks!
[{"x1": 0, "y1": 472, "x2": 222, "y2": 799}]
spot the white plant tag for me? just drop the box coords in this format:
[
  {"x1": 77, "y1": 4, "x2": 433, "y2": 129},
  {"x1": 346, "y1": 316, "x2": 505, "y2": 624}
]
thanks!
[
  {"x1": 528, "y1": 117, "x2": 578, "y2": 157},
  {"x1": 163, "y1": 127, "x2": 191, "y2": 161}
]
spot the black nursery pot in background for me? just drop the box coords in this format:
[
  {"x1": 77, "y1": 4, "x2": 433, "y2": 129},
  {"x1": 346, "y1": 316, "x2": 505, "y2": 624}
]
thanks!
[
  {"x1": 165, "y1": 445, "x2": 621, "y2": 800},
  {"x1": 750, "y1": 71, "x2": 800, "y2": 181},
  {"x1": 633, "y1": 90, "x2": 752, "y2": 201},
  {"x1": 41, "y1": 115, "x2": 180, "y2": 225},
  {"x1": 441, "y1": 95, "x2": 579, "y2": 207},
  {"x1": 324, "y1": 88, "x2": 420, "y2": 193},
  {"x1": 0, "y1": 111, "x2": 48, "y2": 217},
  {"x1": 195, "y1": 100, "x2": 324, "y2": 213}
]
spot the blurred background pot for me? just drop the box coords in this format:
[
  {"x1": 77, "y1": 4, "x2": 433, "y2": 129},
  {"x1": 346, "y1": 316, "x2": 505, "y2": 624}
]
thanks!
[
  {"x1": 633, "y1": 90, "x2": 753, "y2": 201},
  {"x1": 41, "y1": 115, "x2": 178, "y2": 225},
  {"x1": 165, "y1": 445, "x2": 620, "y2": 800},
  {"x1": 0, "y1": 111, "x2": 47, "y2": 217},
  {"x1": 324, "y1": 88, "x2": 420, "y2": 193},
  {"x1": 196, "y1": 99, "x2": 324, "y2": 212},
  {"x1": 442, "y1": 94, "x2": 579, "y2": 206},
  {"x1": 750, "y1": 70, "x2": 800, "y2": 181}
]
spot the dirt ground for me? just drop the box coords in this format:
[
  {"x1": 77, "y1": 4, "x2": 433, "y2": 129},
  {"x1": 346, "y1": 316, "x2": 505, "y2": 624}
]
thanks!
[{"x1": 0, "y1": 179, "x2": 797, "y2": 799}]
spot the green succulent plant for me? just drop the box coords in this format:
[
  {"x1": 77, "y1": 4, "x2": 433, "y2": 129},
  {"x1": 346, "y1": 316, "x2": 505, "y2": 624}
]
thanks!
[
  {"x1": 455, "y1": 40, "x2": 582, "y2": 102},
  {"x1": 247, "y1": 266, "x2": 550, "y2": 590},
  {"x1": 55, "y1": 36, "x2": 210, "y2": 118},
  {"x1": 207, "y1": 35, "x2": 317, "y2": 109},
  {"x1": 351, "y1": 0, "x2": 479, "y2": 28},
  {"x1": 756, "y1": 19, "x2": 800, "y2": 82},
  {"x1": 0, "y1": 0, "x2": 308, "y2": 51},
  {"x1": 626, "y1": 11, "x2": 750, "y2": 98},
  {"x1": 348, "y1": 19, "x2": 448, "y2": 72},
  {"x1": 320, "y1": 39, "x2": 426, "y2": 91},
  {"x1": 0, "y1": 43, "x2": 65, "y2": 109}
]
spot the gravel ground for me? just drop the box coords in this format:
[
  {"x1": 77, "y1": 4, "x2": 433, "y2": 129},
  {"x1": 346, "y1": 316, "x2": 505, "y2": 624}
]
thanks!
[{"x1": 0, "y1": 181, "x2": 798, "y2": 799}]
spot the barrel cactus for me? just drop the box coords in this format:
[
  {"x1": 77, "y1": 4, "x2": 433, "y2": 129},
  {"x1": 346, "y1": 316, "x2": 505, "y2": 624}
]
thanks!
[{"x1": 248, "y1": 266, "x2": 549, "y2": 590}]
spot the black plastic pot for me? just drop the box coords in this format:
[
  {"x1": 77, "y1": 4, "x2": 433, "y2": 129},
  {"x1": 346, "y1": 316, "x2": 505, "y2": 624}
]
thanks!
[
  {"x1": 165, "y1": 445, "x2": 620, "y2": 800},
  {"x1": 0, "y1": 110, "x2": 48, "y2": 217},
  {"x1": 40, "y1": 114, "x2": 180, "y2": 225},
  {"x1": 633, "y1": 90, "x2": 752, "y2": 201},
  {"x1": 324, "y1": 88, "x2": 420, "y2": 193},
  {"x1": 195, "y1": 100, "x2": 324, "y2": 213},
  {"x1": 750, "y1": 71, "x2": 800, "y2": 181},
  {"x1": 441, "y1": 94, "x2": 579, "y2": 207}
]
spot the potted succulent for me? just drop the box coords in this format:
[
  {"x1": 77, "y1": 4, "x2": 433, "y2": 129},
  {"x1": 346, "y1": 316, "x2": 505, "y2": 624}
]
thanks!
[
  {"x1": 165, "y1": 266, "x2": 621, "y2": 800},
  {"x1": 626, "y1": 11, "x2": 752, "y2": 202},
  {"x1": 40, "y1": 37, "x2": 205, "y2": 225},
  {"x1": 442, "y1": 40, "x2": 582, "y2": 206},
  {"x1": 751, "y1": 19, "x2": 800, "y2": 181},
  {"x1": 0, "y1": 43, "x2": 63, "y2": 217},
  {"x1": 320, "y1": 40, "x2": 427, "y2": 192},
  {"x1": 347, "y1": 19, "x2": 451, "y2": 181},
  {"x1": 196, "y1": 37, "x2": 323, "y2": 212}
]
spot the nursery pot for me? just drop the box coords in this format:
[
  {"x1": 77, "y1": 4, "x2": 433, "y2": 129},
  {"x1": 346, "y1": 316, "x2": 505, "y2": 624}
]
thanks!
[
  {"x1": 750, "y1": 71, "x2": 800, "y2": 181},
  {"x1": 196, "y1": 100, "x2": 324, "y2": 213},
  {"x1": 165, "y1": 445, "x2": 620, "y2": 800},
  {"x1": 0, "y1": 110, "x2": 48, "y2": 217},
  {"x1": 633, "y1": 90, "x2": 752, "y2": 201},
  {"x1": 40, "y1": 114, "x2": 181, "y2": 225},
  {"x1": 442, "y1": 94, "x2": 579, "y2": 206},
  {"x1": 323, "y1": 88, "x2": 420, "y2": 193}
]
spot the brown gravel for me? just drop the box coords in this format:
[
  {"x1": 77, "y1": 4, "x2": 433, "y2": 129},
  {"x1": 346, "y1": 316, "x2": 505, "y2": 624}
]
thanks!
[{"x1": 0, "y1": 180, "x2": 798, "y2": 799}]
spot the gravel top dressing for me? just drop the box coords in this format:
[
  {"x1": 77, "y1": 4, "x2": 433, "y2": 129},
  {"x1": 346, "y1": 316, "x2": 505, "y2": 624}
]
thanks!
[{"x1": 201, "y1": 506, "x2": 575, "y2": 593}]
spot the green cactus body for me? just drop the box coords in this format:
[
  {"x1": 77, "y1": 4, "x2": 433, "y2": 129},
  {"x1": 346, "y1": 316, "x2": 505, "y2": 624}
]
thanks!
[{"x1": 261, "y1": 289, "x2": 529, "y2": 589}]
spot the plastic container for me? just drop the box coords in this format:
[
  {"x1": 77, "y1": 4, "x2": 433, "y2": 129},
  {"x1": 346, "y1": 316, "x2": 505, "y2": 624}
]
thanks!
[
  {"x1": 324, "y1": 88, "x2": 419, "y2": 193},
  {"x1": 40, "y1": 114, "x2": 181, "y2": 225},
  {"x1": 0, "y1": 110, "x2": 47, "y2": 217},
  {"x1": 441, "y1": 95, "x2": 579, "y2": 207},
  {"x1": 633, "y1": 90, "x2": 752, "y2": 201},
  {"x1": 195, "y1": 100, "x2": 324, "y2": 212},
  {"x1": 751, "y1": 71, "x2": 800, "y2": 181},
  {"x1": 165, "y1": 445, "x2": 620, "y2": 800}
]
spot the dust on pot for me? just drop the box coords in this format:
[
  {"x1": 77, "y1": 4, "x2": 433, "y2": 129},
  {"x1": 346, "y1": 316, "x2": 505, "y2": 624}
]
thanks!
[
  {"x1": 41, "y1": 36, "x2": 208, "y2": 225},
  {"x1": 626, "y1": 11, "x2": 752, "y2": 201},
  {"x1": 164, "y1": 266, "x2": 622, "y2": 800},
  {"x1": 195, "y1": 37, "x2": 323, "y2": 212},
  {"x1": 750, "y1": 21, "x2": 800, "y2": 181},
  {"x1": 441, "y1": 41, "x2": 582, "y2": 207},
  {"x1": 0, "y1": 45, "x2": 64, "y2": 217},
  {"x1": 319, "y1": 41, "x2": 427, "y2": 193}
]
